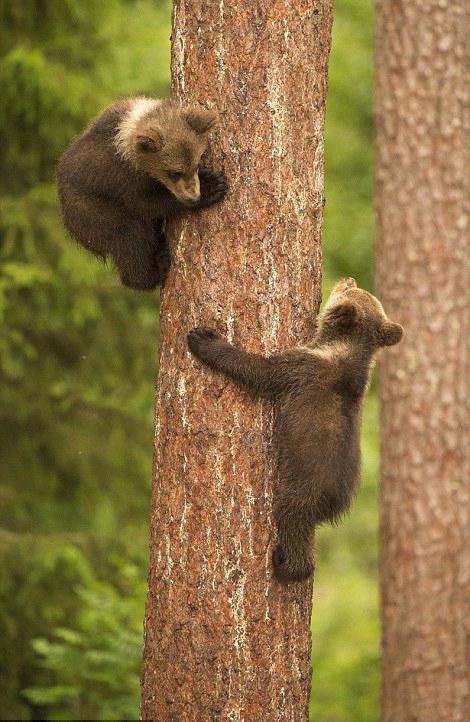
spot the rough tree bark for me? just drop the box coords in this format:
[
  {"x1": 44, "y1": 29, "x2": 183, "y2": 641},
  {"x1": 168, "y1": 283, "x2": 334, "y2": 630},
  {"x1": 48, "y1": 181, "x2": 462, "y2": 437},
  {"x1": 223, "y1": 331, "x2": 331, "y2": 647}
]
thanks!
[
  {"x1": 376, "y1": 1, "x2": 470, "y2": 721},
  {"x1": 141, "y1": 1, "x2": 332, "y2": 720}
]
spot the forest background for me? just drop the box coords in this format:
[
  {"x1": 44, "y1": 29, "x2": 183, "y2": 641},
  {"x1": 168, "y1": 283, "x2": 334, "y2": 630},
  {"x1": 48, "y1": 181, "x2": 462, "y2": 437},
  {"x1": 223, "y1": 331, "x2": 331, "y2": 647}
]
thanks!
[{"x1": 0, "y1": 1, "x2": 376, "y2": 720}]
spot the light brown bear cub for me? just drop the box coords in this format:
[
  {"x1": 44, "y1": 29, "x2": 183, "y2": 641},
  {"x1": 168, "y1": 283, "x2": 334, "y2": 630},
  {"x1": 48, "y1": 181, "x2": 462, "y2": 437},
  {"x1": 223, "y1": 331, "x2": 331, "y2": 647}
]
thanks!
[
  {"x1": 187, "y1": 278, "x2": 403, "y2": 582},
  {"x1": 57, "y1": 97, "x2": 227, "y2": 290}
]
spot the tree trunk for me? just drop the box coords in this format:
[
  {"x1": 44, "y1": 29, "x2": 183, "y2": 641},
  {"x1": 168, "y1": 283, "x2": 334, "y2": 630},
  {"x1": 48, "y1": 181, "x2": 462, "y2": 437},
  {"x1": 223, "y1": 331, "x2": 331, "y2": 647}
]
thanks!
[
  {"x1": 140, "y1": 1, "x2": 332, "y2": 720},
  {"x1": 375, "y1": 1, "x2": 470, "y2": 721}
]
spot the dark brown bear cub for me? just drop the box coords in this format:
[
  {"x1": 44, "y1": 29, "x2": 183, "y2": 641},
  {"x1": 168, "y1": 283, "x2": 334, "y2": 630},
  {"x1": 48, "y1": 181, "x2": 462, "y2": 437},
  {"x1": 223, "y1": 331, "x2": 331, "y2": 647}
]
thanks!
[
  {"x1": 57, "y1": 97, "x2": 227, "y2": 290},
  {"x1": 187, "y1": 278, "x2": 403, "y2": 582}
]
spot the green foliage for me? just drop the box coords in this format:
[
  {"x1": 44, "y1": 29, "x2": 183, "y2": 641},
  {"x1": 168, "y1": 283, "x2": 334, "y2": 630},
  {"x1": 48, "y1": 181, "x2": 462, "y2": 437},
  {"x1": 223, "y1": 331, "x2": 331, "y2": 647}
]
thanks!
[
  {"x1": 0, "y1": 536, "x2": 93, "y2": 720},
  {"x1": 0, "y1": 1, "x2": 170, "y2": 719},
  {"x1": 23, "y1": 567, "x2": 145, "y2": 721},
  {"x1": 0, "y1": 0, "x2": 377, "y2": 720}
]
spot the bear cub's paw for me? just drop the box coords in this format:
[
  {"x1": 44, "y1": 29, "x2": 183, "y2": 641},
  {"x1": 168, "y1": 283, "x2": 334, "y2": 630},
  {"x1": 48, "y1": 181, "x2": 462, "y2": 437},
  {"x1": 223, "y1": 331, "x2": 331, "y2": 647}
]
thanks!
[
  {"x1": 187, "y1": 327, "x2": 222, "y2": 359},
  {"x1": 198, "y1": 168, "x2": 228, "y2": 208},
  {"x1": 272, "y1": 545, "x2": 315, "y2": 584}
]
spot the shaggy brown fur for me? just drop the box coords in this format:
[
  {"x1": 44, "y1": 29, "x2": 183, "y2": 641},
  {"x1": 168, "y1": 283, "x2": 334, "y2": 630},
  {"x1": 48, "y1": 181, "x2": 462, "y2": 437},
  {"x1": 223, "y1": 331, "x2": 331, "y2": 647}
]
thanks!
[
  {"x1": 57, "y1": 97, "x2": 227, "y2": 290},
  {"x1": 187, "y1": 278, "x2": 404, "y2": 582}
]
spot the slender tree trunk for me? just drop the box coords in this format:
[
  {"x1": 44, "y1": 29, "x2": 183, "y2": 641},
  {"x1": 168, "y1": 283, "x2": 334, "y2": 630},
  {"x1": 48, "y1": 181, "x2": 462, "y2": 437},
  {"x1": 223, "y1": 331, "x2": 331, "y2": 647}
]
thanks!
[
  {"x1": 376, "y1": 2, "x2": 470, "y2": 720},
  {"x1": 141, "y1": 1, "x2": 332, "y2": 720}
]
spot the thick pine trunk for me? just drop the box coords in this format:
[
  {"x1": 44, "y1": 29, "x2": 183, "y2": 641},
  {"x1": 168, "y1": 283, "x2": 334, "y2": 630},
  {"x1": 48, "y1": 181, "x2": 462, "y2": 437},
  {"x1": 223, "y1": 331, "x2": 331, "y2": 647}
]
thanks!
[
  {"x1": 375, "y1": 1, "x2": 470, "y2": 720},
  {"x1": 140, "y1": 1, "x2": 332, "y2": 720}
]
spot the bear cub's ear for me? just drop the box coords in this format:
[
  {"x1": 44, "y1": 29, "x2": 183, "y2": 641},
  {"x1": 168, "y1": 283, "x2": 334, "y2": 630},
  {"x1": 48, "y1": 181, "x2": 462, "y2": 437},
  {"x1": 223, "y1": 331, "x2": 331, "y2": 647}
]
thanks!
[
  {"x1": 328, "y1": 302, "x2": 362, "y2": 331},
  {"x1": 183, "y1": 108, "x2": 217, "y2": 135},
  {"x1": 379, "y1": 321, "x2": 404, "y2": 346}
]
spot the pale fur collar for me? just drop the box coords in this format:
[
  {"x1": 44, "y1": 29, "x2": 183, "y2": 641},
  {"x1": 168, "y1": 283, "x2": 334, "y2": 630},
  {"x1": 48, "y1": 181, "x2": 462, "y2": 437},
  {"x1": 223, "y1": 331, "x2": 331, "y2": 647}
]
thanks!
[{"x1": 114, "y1": 97, "x2": 161, "y2": 161}]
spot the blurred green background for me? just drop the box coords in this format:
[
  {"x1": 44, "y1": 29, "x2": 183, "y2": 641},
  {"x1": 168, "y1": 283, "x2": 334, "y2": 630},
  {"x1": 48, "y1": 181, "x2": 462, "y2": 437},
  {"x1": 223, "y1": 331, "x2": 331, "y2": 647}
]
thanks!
[{"x1": 0, "y1": 1, "x2": 376, "y2": 719}]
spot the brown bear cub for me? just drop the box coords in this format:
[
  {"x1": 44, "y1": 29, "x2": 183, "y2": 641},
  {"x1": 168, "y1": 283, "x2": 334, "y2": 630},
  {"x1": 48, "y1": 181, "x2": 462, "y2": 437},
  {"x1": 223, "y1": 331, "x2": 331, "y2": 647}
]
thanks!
[
  {"x1": 57, "y1": 97, "x2": 227, "y2": 290},
  {"x1": 187, "y1": 278, "x2": 403, "y2": 582}
]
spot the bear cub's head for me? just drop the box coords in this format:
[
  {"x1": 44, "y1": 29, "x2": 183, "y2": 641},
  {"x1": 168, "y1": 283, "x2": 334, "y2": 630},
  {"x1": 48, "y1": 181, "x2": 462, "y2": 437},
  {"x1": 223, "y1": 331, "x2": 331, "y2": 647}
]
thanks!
[
  {"x1": 117, "y1": 99, "x2": 217, "y2": 206},
  {"x1": 320, "y1": 277, "x2": 404, "y2": 348}
]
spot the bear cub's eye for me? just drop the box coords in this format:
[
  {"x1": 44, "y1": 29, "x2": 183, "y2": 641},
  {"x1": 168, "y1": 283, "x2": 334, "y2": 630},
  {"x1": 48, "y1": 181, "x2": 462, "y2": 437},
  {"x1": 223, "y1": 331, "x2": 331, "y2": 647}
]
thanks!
[{"x1": 168, "y1": 171, "x2": 183, "y2": 181}]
